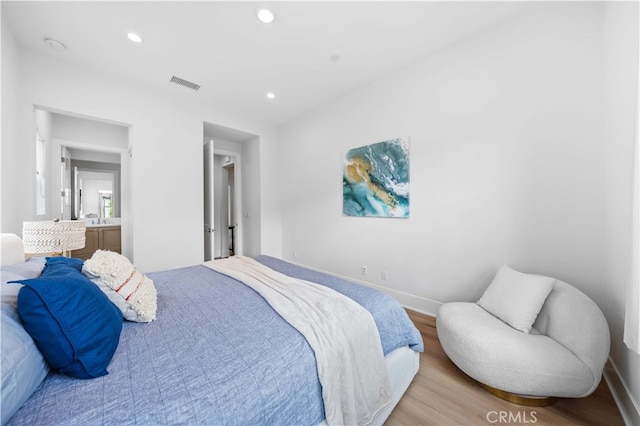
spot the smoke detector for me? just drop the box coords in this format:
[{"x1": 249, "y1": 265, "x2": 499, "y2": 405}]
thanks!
[{"x1": 45, "y1": 38, "x2": 66, "y2": 51}]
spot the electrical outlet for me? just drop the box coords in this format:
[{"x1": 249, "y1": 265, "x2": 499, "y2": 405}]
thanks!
[
  {"x1": 361, "y1": 265, "x2": 368, "y2": 275},
  {"x1": 381, "y1": 270, "x2": 388, "y2": 281}
]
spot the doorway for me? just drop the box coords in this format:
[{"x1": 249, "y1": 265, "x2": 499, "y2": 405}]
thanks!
[
  {"x1": 35, "y1": 108, "x2": 131, "y2": 259},
  {"x1": 203, "y1": 122, "x2": 257, "y2": 262},
  {"x1": 204, "y1": 144, "x2": 241, "y2": 261}
]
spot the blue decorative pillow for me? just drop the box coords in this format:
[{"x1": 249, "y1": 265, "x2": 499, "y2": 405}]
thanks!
[
  {"x1": 42, "y1": 256, "x2": 84, "y2": 273},
  {"x1": 13, "y1": 260, "x2": 123, "y2": 379}
]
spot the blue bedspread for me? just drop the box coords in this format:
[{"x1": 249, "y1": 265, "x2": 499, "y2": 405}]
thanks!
[{"x1": 7, "y1": 256, "x2": 422, "y2": 426}]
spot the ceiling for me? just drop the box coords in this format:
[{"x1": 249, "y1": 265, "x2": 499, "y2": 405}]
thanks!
[{"x1": 3, "y1": 1, "x2": 530, "y2": 126}]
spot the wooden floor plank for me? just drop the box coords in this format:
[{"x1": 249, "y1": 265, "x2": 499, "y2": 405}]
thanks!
[{"x1": 384, "y1": 309, "x2": 624, "y2": 426}]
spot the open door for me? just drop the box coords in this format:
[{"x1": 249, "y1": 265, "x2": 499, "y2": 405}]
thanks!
[{"x1": 203, "y1": 140, "x2": 215, "y2": 261}]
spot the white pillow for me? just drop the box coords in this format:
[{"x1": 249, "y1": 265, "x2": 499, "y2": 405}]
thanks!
[
  {"x1": 477, "y1": 265, "x2": 554, "y2": 333},
  {"x1": 1, "y1": 234, "x2": 25, "y2": 266},
  {"x1": 83, "y1": 250, "x2": 157, "y2": 323}
]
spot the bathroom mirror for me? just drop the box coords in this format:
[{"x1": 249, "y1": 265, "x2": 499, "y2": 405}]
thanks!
[{"x1": 68, "y1": 153, "x2": 121, "y2": 221}]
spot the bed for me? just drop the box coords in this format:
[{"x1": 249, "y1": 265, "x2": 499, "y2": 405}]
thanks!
[{"x1": 1, "y1": 233, "x2": 423, "y2": 425}]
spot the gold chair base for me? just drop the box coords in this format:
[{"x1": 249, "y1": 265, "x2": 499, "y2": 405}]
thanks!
[{"x1": 480, "y1": 383, "x2": 559, "y2": 407}]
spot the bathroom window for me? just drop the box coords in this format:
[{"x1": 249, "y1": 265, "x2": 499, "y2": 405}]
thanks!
[{"x1": 100, "y1": 191, "x2": 113, "y2": 219}]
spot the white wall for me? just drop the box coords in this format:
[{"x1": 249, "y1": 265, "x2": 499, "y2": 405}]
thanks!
[
  {"x1": 1, "y1": 35, "x2": 282, "y2": 271},
  {"x1": 280, "y1": 1, "x2": 606, "y2": 309},
  {"x1": 603, "y1": 2, "x2": 640, "y2": 424},
  {"x1": 243, "y1": 137, "x2": 263, "y2": 257},
  {"x1": 52, "y1": 113, "x2": 129, "y2": 148},
  {"x1": 0, "y1": 13, "x2": 19, "y2": 233}
]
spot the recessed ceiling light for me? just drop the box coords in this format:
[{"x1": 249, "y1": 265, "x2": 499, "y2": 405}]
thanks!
[
  {"x1": 330, "y1": 54, "x2": 341, "y2": 62},
  {"x1": 127, "y1": 32, "x2": 143, "y2": 43},
  {"x1": 257, "y1": 9, "x2": 274, "y2": 24},
  {"x1": 44, "y1": 38, "x2": 66, "y2": 51},
  {"x1": 266, "y1": 92, "x2": 276, "y2": 100}
]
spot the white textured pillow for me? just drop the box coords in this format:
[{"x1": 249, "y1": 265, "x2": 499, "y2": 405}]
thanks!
[
  {"x1": 477, "y1": 265, "x2": 554, "y2": 333},
  {"x1": 83, "y1": 250, "x2": 157, "y2": 323}
]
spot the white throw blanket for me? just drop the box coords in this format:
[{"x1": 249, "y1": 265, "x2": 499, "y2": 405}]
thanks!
[{"x1": 204, "y1": 256, "x2": 392, "y2": 426}]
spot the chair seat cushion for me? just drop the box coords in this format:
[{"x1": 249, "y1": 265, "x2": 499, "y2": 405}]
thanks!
[{"x1": 437, "y1": 302, "x2": 594, "y2": 398}]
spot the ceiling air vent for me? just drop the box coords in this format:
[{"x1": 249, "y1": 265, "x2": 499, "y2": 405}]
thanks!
[{"x1": 169, "y1": 76, "x2": 201, "y2": 91}]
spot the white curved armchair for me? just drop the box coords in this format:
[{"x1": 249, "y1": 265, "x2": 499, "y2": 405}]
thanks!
[{"x1": 437, "y1": 275, "x2": 610, "y2": 405}]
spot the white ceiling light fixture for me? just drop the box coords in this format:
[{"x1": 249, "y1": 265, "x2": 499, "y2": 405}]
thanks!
[
  {"x1": 127, "y1": 32, "x2": 143, "y2": 43},
  {"x1": 44, "y1": 38, "x2": 66, "y2": 51},
  {"x1": 257, "y1": 9, "x2": 274, "y2": 24},
  {"x1": 266, "y1": 92, "x2": 276, "y2": 100}
]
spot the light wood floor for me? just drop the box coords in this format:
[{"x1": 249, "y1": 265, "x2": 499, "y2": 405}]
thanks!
[{"x1": 385, "y1": 310, "x2": 625, "y2": 426}]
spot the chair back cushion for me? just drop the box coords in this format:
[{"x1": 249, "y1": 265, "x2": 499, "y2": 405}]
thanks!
[{"x1": 532, "y1": 279, "x2": 610, "y2": 393}]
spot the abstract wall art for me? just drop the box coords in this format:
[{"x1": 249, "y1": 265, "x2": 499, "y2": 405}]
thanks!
[{"x1": 343, "y1": 137, "x2": 410, "y2": 218}]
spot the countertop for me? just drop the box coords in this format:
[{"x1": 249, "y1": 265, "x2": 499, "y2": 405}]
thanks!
[{"x1": 86, "y1": 223, "x2": 121, "y2": 228}]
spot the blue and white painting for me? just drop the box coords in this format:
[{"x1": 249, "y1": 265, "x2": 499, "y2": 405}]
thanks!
[{"x1": 343, "y1": 137, "x2": 410, "y2": 218}]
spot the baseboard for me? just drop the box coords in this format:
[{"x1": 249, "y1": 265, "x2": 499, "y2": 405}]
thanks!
[
  {"x1": 353, "y1": 279, "x2": 443, "y2": 317},
  {"x1": 284, "y1": 259, "x2": 443, "y2": 317},
  {"x1": 603, "y1": 359, "x2": 640, "y2": 426}
]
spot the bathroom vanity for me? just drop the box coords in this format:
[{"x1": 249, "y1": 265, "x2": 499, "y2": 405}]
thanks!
[{"x1": 70, "y1": 223, "x2": 121, "y2": 259}]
